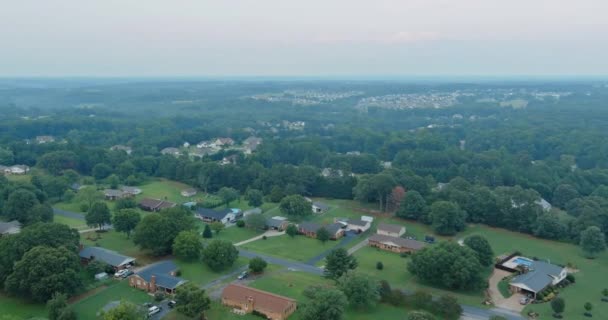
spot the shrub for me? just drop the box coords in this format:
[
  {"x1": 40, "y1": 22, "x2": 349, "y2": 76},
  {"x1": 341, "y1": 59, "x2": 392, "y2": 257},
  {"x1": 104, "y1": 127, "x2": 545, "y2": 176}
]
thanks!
[
  {"x1": 376, "y1": 261, "x2": 384, "y2": 270},
  {"x1": 80, "y1": 203, "x2": 89, "y2": 212},
  {"x1": 236, "y1": 220, "x2": 245, "y2": 228},
  {"x1": 154, "y1": 292, "x2": 165, "y2": 301},
  {"x1": 566, "y1": 274, "x2": 575, "y2": 283},
  {"x1": 262, "y1": 235, "x2": 267, "y2": 240}
]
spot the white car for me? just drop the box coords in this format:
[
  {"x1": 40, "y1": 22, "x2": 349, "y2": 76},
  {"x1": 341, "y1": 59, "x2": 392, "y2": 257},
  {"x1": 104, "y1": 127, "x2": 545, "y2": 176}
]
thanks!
[
  {"x1": 114, "y1": 269, "x2": 129, "y2": 278},
  {"x1": 148, "y1": 306, "x2": 161, "y2": 316},
  {"x1": 519, "y1": 297, "x2": 530, "y2": 305}
]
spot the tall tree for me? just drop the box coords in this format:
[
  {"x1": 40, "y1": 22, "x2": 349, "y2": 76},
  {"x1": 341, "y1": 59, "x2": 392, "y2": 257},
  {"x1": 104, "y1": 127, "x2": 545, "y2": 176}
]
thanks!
[
  {"x1": 133, "y1": 207, "x2": 195, "y2": 256},
  {"x1": 5, "y1": 246, "x2": 83, "y2": 302},
  {"x1": 279, "y1": 194, "x2": 311, "y2": 219},
  {"x1": 396, "y1": 190, "x2": 427, "y2": 220},
  {"x1": 47, "y1": 292, "x2": 69, "y2": 320},
  {"x1": 286, "y1": 224, "x2": 298, "y2": 238},
  {"x1": 3, "y1": 189, "x2": 40, "y2": 224},
  {"x1": 201, "y1": 240, "x2": 239, "y2": 271},
  {"x1": 74, "y1": 186, "x2": 101, "y2": 209},
  {"x1": 202, "y1": 224, "x2": 213, "y2": 238},
  {"x1": 316, "y1": 227, "x2": 330, "y2": 244},
  {"x1": 551, "y1": 297, "x2": 565, "y2": 316},
  {"x1": 463, "y1": 235, "x2": 494, "y2": 267},
  {"x1": 580, "y1": 226, "x2": 606, "y2": 258},
  {"x1": 86, "y1": 202, "x2": 111, "y2": 230},
  {"x1": 210, "y1": 221, "x2": 225, "y2": 234},
  {"x1": 337, "y1": 271, "x2": 380, "y2": 310},
  {"x1": 552, "y1": 184, "x2": 579, "y2": 208},
  {"x1": 218, "y1": 187, "x2": 239, "y2": 207},
  {"x1": 324, "y1": 248, "x2": 358, "y2": 279},
  {"x1": 173, "y1": 231, "x2": 203, "y2": 261},
  {"x1": 112, "y1": 209, "x2": 140, "y2": 238},
  {"x1": 429, "y1": 201, "x2": 466, "y2": 235},
  {"x1": 249, "y1": 257, "x2": 268, "y2": 273},
  {"x1": 100, "y1": 300, "x2": 145, "y2": 320},
  {"x1": 245, "y1": 189, "x2": 264, "y2": 207},
  {"x1": 301, "y1": 285, "x2": 348, "y2": 320},
  {"x1": 175, "y1": 283, "x2": 211, "y2": 318}
]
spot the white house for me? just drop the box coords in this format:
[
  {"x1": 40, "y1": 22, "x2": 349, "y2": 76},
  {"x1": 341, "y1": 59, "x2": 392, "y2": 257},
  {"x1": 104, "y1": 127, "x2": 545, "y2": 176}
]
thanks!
[{"x1": 509, "y1": 260, "x2": 568, "y2": 298}]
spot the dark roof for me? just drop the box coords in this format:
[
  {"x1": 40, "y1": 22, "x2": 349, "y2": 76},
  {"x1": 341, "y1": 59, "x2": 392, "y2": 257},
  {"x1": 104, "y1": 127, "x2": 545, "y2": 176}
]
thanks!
[
  {"x1": 139, "y1": 198, "x2": 176, "y2": 210},
  {"x1": 222, "y1": 284, "x2": 295, "y2": 314},
  {"x1": 0, "y1": 220, "x2": 21, "y2": 234},
  {"x1": 510, "y1": 261, "x2": 565, "y2": 293},
  {"x1": 312, "y1": 202, "x2": 329, "y2": 210},
  {"x1": 196, "y1": 207, "x2": 233, "y2": 220},
  {"x1": 377, "y1": 223, "x2": 404, "y2": 234},
  {"x1": 79, "y1": 246, "x2": 135, "y2": 267},
  {"x1": 266, "y1": 218, "x2": 287, "y2": 228},
  {"x1": 299, "y1": 222, "x2": 342, "y2": 235},
  {"x1": 136, "y1": 260, "x2": 186, "y2": 290},
  {"x1": 325, "y1": 223, "x2": 343, "y2": 234},
  {"x1": 369, "y1": 234, "x2": 426, "y2": 250},
  {"x1": 347, "y1": 219, "x2": 369, "y2": 227}
]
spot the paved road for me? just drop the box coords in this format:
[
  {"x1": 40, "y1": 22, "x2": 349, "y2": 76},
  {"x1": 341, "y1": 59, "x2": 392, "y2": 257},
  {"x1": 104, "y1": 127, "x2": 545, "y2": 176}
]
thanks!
[
  {"x1": 305, "y1": 230, "x2": 359, "y2": 265},
  {"x1": 462, "y1": 305, "x2": 524, "y2": 320},
  {"x1": 238, "y1": 249, "x2": 324, "y2": 275},
  {"x1": 148, "y1": 300, "x2": 171, "y2": 320}
]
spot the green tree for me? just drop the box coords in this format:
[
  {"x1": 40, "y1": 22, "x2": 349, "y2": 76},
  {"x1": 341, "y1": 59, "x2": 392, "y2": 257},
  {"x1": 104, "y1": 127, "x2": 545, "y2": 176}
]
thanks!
[
  {"x1": 551, "y1": 297, "x2": 565, "y2": 315},
  {"x1": 245, "y1": 213, "x2": 266, "y2": 230},
  {"x1": 112, "y1": 209, "x2": 140, "y2": 238},
  {"x1": 202, "y1": 224, "x2": 213, "y2": 238},
  {"x1": 74, "y1": 186, "x2": 101, "y2": 209},
  {"x1": 286, "y1": 224, "x2": 298, "y2": 238},
  {"x1": 0, "y1": 147, "x2": 14, "y2": 165},
  {"x1": 580, "y1": 226, "x2": 606, "y2": 258},
  {"x1": 316, "y1": 227, "x2": 330, "y2": 244},
  {"x1": 47, "y1": 292, "x2": 69, "y2": 320},
  {"x1": 100, "y1": 300, "x2": 145, "y2": 320},
  {"x1": 29, "y1": 203, "x2": 54, "y2": 223},
  {"x1": 173, "y1": 231, "x2": 203, "y2": 261},
  {"x1": 534, "y1": 213, "x2": 568, "y2": 240},
  {"x1": 463, "y1": 235, "x2": 494, "y2": 267},
  {"x1": 133, "y1": 207, "x2": 196, "y2": 256},
  {"x1": 5, "y1": 246, "x2": 82, "y2": 302},
  {"x1": 407, "y1": 311, "x2": 435, "y2": 320},
  {"x1": 3, "y1": 189, "x2": 40, "y2": 224},
  {"x1": 269, "y1": 186, "x2": 285, "y2": 202},
  {"x1": 552, "y1": 184, "x2": 579, "y2": 208},
  {"x1": 218, "y1": 187, "x2": 239, "y2": 207},
  {"x1": 92, "y1": 163, "x2": 113, "y2": 180},
  {"x1": 115, "y1": 197, "x2": 137, "y2": 210},
  {"x1": 435, "y1": 295, "x2": 462, "y2": 320},
  {"x1": 429, "y1": 201, "x2": 466, "y2": 235},
  {"x1": 210, "y1": 221, "x2": 225, "y2": 234},
  {"x1": 86, "y1": 202, "x2": 112, "y2": 230},
  {"x1": 249, "y1": 257, "x2": 268, "y2": 273},
  {"x1": 584, "y1": 302, "x2": 593, "y2": 314},
  {"x1": 397, "y1": 190, "x2": 427, "y2": 220},
  {"x1": 324, "y1": 248, "x2": 358, "y2": 279},
  {"x1": 175, "y1": 283, "x2": 211, "y2": 318},
  {"x1": 408, "y1": 242, "x2": 485, "y2": 290},
  {"x1": 202, "y1": 240, "x2": 239, "y2": 271},
  {"x1": 337, "y1": 271, "x2": 380, "y2": 310},
  {"x1": 301, "y1": 285, "x2": 348, "y2": 320},
  {"x1": 246, "y1": 189, "x2": 264, "y2": 207},
  {"x1": 279, "y1": 194, "x2": 311, "y2": 219}
]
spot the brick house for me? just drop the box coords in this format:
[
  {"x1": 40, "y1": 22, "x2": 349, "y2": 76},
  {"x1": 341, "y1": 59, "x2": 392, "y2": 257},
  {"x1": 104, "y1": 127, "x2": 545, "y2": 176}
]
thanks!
[
  {"x1": 368, "y1": 234, "x2": 425, "y2": 253},
  {"x1": 129, "y1": 261, "x2": 186, "y2": 294},
  {"x1": 297, "y1": 222, "x2": 344, "y2": 240},
  {"x1": 222, "y1": 284, "x2": 297, "y2": 320}
]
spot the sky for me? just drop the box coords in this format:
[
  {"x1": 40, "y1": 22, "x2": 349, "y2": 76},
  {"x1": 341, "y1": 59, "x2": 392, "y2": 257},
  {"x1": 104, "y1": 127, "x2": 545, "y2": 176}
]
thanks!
[{"x1": 1, "y1": 0, "x2": 607, "y2": 77}]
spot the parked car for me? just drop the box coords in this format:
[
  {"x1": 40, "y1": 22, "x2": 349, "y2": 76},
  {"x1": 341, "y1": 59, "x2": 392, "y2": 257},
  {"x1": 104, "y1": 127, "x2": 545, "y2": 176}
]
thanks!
[
  {"x1": 519, "y1": 297, "x2": 530, "y2": 305},
  {"x1": 237, "y1": 271, "x2": 249, "y2": 280},
  {"x1": 148, "y1": 306, "x2": 162, "y2": 316},
  {"x1": 121, "y1": 270, "x2": 134, "y2": 278},
  {"x1": 168, "y1": 300, "x2": 177, "y2": 308},
  {"x1": 424, "y1": 235, "x2": 436, "y2": 244},
  {"x1": 114, "y1": 269, "x2": 129, "y2": 278}
]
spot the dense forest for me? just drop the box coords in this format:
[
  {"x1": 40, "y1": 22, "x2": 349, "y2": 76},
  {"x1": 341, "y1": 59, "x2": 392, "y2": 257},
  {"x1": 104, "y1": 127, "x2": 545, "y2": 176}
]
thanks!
[{"x1": 1, "y1": 79, "x2": 608, "y2": 249}]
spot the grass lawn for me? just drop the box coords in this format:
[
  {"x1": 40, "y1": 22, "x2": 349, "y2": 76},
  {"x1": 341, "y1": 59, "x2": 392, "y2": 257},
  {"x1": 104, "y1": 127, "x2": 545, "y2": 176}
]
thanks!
[
  {"x1": 460, "y1": 225, "x2": 608, "y2": 319},
  {"x1": 164, "y1": 302, "x2": 261, "y2": 320},
  {"x1": 5, "y1": 174, "x2": 32, "y2": 183},
  {"x1": 175, "y1": 257, "x2": 249, "y2": 286},
  {"x1": 71, "y1": 280, "x2": 152, "y2": 319},
  {"x1": 240, "y1": 234, "x2": 341, "y2": 263},
  {"x1": 54, "y1": 214, "x2": 88, "y2": 230},
  {"x1": 207, "y1": 225, "x2": 263, "y2": 244},
  {"x1": 498, "y1": 279, "x2": 512, "y2": 298},
  {"x1": 0, "y1": 293, "x2": 47, "y2": 319},
  {"x1": 81, "y1": 230, "x2": 158, "y2": 265}
]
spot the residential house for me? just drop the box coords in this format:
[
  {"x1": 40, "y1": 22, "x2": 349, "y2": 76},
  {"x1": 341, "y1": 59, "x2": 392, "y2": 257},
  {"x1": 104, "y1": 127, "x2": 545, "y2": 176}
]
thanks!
[
  {"x1": 130, "y1": 260, "x2": 187, "y2": 294},
  {"x1": 0, "y1": 220, "x2": 21, "y2": 236},
  {"x1": 104, "y1": 189, "x2": 125, "y2": 201},
  {"x1": 311, "y1": 201, "x2": 329, "y2": 214},
  {"x1": 243, "y1": 208, "x2": 262, "y2": 217},
  {"x1": 368, "y1": 234, "x2": 426, "y2": 253},
  {"x1": 535, "y1": 198, "x2": 552, "y2": 212},
  {"x1": 334, "y1": 217, "x2": 372, "y2": 233},
  {"x1": 243, "y1": 137, "x2": 262, "y2": 154},
  {"x1": 266, "y1": 217, "x2": 289, "y2": 231},
  {"x1": 79, "y1": 246, "x2": 135, "y2": 270},
  {"x1": 181, "y1": 188, "x2": 197, "y2": 197},
  {"x1": 36, "y1": 135, "x2": 55, "y2": 144},
  {"x1": 110, "y1": 145, "x2": 132, "y2": 155},
  {"x1": 70, "y1": 183, "x2": 85, "y2": 191},
  {"x1": 298, "y1": 222, "x2": 344, "y2": 240},
  {"x1": 139, "y1": 198, "x2": 177, "y2": 212},
  {"x1": 221, "y1": 284, "x2": 297, "y2": 320},
  {"x1": 121, "y1": 186, "x2": 142, "y2": 196},
  {"x1": 189, "y1": 147, "x2": 216, "y2": 158},
  {"x1": 196, "y1": 207, "x2": 235, "y2": 224},
  {"x1": 214, "y1": 137, "x2": 235, "y2": 147},
  {"x1": 321, "y1": 168, "x2": 344, "y2": 178},
  {"x1": 220, "y1": 154, "x2": 238, "y2": 166},
  {"x1": 509, "y1": 261, "x2": 567, "y2": 298},
  {"x1": 161, "y1": 147, "x2": 181, "y2": 156},
  {"x1": 377, "y1": 223, "x2": 406, "y2": 237},
  {"x1": 1, "y1": 165, "x2": 30, "y2": 175}
]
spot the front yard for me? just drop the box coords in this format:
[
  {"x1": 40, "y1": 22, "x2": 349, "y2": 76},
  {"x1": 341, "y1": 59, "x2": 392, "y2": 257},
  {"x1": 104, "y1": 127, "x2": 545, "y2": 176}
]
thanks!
[
  {"x1": 175, "y1": 257, "x2": 249, "y2": 286},
  {"x1": 239, "y1": 234, "x2": 344, "y2": 263},
  {"x1": 70, "y1": 280, "x2": 152, "y2": 319},
  {"x1": 0, "y1": 293, "x2": 46, "y2": 319}
]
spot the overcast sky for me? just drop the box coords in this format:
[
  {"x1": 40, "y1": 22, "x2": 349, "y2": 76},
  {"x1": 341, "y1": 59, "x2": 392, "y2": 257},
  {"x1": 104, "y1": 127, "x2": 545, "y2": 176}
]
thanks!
[{"x1": 1, "y1": 0, "x2": 607, "y2": 77}]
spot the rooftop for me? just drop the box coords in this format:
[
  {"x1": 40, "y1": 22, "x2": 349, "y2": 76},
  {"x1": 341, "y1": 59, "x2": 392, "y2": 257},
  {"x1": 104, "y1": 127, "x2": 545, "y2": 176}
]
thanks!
[
  {"x1": 377, "y1": 223, "x2": 404, "y2": 234},
  {"x1": 222, "y1": 284, "x2": 295, "y2": 314},
  {"x1": 369, "y1": 234, "x2": 426, "y2": 250},
  {"x1": 79, "y1": 246, "x2": 135, "y2": 267},
  {"x1": 136, "y1": 260, "x2": 186, "y2": 290}
]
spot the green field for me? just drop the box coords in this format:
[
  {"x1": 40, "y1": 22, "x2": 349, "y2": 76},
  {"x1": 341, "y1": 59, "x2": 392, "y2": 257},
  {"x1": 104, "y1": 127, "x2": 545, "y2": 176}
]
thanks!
[
  {"x1": 0, "y1": 293, "x2": 47, "y2": 319},
  {"x1": 202, "y1": 224, "x2": 263, "y2": 244},
  {"x1": 53, "y1": 214, "x2": 88, "y2": 230},
  {"x1": 240, "y1": 234, "x2": 342, "y2": 263},
  {"x1": 175, "y1": 257, "x2": 249, "y2": 286},
  {"x1": 70, "y1": 280, "x2": 152, "y2": 319}
]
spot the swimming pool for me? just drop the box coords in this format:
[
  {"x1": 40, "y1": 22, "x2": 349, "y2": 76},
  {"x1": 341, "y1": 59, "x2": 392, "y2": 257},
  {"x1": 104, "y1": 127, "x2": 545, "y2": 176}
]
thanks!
[{"x1": 513, "y1": 257, "x2": 533, "y2": 267}]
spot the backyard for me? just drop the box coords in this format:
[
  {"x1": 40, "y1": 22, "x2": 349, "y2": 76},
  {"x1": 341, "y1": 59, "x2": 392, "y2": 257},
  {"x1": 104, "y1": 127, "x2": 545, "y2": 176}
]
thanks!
[
  {"x1": 70, "y1": 280, "x2": 152, "y2": 319},
  {"x1": 239, "y1": 233, "x2": 345, "y2": 263}
]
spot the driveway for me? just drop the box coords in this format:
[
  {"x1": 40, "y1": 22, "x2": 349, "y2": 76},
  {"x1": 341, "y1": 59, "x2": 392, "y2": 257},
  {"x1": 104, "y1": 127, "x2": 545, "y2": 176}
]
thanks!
[
  {"x1": 148, "y1": 300, "x2": 171, "y2": 320},
  {"x1": 238, "y1": 249, "x2": 323, "y2": 275},
  {"x1": 488, "y1": 269, "x2": 525, "y2": 312},
  {"x1": 305, "y1": 230, "x2": 359, "y2": 265}
]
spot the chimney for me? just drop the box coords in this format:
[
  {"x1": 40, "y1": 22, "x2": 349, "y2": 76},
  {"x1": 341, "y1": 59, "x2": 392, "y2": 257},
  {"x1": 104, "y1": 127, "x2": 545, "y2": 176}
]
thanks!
[
  {"x1": 246, "y1": 296, "x2": 254, "y2": 311},
  {"x1": 150, "y1": 275, "x2": 156, "y2": 292}
]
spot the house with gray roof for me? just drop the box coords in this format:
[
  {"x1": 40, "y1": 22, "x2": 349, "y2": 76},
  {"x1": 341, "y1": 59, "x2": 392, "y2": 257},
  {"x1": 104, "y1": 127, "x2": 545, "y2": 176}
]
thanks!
[
  {"x1": 298, "y1": 222, "x2": 344, "y2": 240},
  {"x1": 368, "y1": 234, "x2": 426, "y2": 253},
  {"x1": 312, "y1": 201, "x2": 329, "y2": 214},
  {"x1": 0, "y1": 220, "x2": 21, "y2": 236},
  {"x1": 79, "y1": 246, "x2": 135, "y2": 270},
  {"x1": 509, "y1": 260, "x2": 567, "y2": 298},
  {"x1": 266, "y1": 217, "x2": 289, "y2": 231},
  {"x1": 196, "y1": 207, "x2": 235, "y2": 224},
  {"x1": 104, "y1": 189, "x2": 125, "y2": 200},
  {"x1": 129, "y1": 260, "x2": 187, "y2": 294}
]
